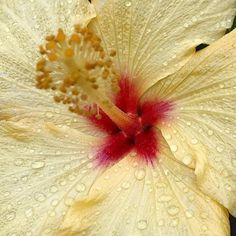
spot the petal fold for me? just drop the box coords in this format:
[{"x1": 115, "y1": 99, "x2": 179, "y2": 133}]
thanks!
[
  {"x1": 143, "y1": 29, "x2": 236, "y2": 216},
  {"x1": 90, "y1": 0, "x2": 235, "y2": 92}
]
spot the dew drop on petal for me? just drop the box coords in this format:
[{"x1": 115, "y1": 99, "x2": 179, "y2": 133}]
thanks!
[
  {"x1": 76, "y1": 183, "x2": 86, "y2": 192},
  {"x1": 158, "y1": 219, "x2": 164, "y2": 226},
  {"x1": 185, "y1": 210, "x2": 194, "y2": 218},
  {"x1": 167, "y1": 206, "x2": 180, "y2": 216},
  {"x1": 216, "y1": 145, "x2": 225, "y2": 153},
  {"x1": 137, "y1": 220, "x2": 148, "y2": 230},
  {"x1": 122, "y1": 182, "x2": 130, "y2": 190},
  {"x1": 182, "y1": 155, "x2": 192, "y2": 165},
  {"x1": 34, "y1": 192, "x2": 46, "y2": 202},
  {"x1": 134, "y1": 169, "x2": 146, "y2": 180},
  {"x1": 25, "y1": 208, "x2": 34, "y2": 218},
  {"x1": 170, "y1": 144, "x2": 178, "y2": 152},
  {"x1": 5, "y1": 211, "x2": 16, "y2": 221},
  {"x1": 207, "y1": 130, "x2": 214, "y2": 136},
  {"x1": 31, "y1": 161, "x2": 45, "y2": 169},
  {"x1": 125, "y1": 1, "x2": 132, "y2": 7},
  {"x1": 171, "y1": 219, "x2": 179, "y2": 227},
  {"x1": 157, "y1": 195, "x2": 173, "y2": 202}
]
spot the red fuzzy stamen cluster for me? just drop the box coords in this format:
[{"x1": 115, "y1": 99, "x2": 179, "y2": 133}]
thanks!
[{"x1": 88, "y1": 74, "x2": 173, "y2": 167}]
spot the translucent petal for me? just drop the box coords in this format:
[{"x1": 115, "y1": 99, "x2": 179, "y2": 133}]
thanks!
[
  {"x1": 57, "y1": 135, "x2": 229, "y2": 236},
  {"x1": 90, "y1": 0, "x2": 235, "y2": 92},
  {"x1": 0, "y1": 120, "x2": 101, "y2": 236},
  {"x1": 143, "y1": 30, "x2": 236, "y2": 216}
]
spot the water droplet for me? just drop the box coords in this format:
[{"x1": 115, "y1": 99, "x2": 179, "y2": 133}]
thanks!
[
  {"x1": 31, "y1": 161, "x2": 45, "y2": 169},
  {"x1": 45, "y1": 112, "x2": 53, "y2": 118},
  {"x1": 122, "y1": 182, "x2": 130, "y2": 189},
  {"x1": 201, "y1": 225, "x2": 208, "y2": 231},
  {"x1": 191, "y1": 138, "x2": 198, "y2": 145},
  {"x1": 225, "y1": 184, "x2": 232, "y2": 191},
  {"x1": 125, "y1": 1, "x2": 132, "y2": 7},
  {"x1": 158, "y1": 219, "x2": 164, "y2": 226},
  {"x1": 182, "y1": 155, "x2": 192, "y2": 165},
  {"x1": 25, "y1": 208, "x2": 34, "y2": 218},
  {"x1": 50, "y1": 186, "x2": 58, "y2": 193},
  {"x1": 170, "y1": 144, "x2": 178, "y2": 152},
  {"x1": 137, "y1": 220, "x2": 148, "y2": 230},
  {"x1": 167, "y1": 206, "x2": 180, "y2": 216},
  {"x1": 171, "y1": 219, "x2": 179, "y2": 227},
  {"x1": 6, "y1": 211, "x2": 16, "y2": 221},
  {"x1": 207, "y1": 130, "x2": 214, "y2": 136},
  {"x1": 34, "y1": 192, "x2": 46, "y2": 202},
  {"x1": 165, "y1": 134, "x2": 172, "y2": 140},
  {"x1": 134, "y1": 169, "x2": 146, "y2": 180},
  {"x1": 15, "y1": 159, "x2": 24, "y2": 166},
  {"x1": 216, "y1": 145, "x2": 225, "y2": 153},
  {"x1": 51, "y1": 199, "x2": 59, "y2": 206},
  {"x1": 76, "y1": 183, "x2": 86, "y2": 192},
  {"x1": 185, "y1": 210, "x2": 194, "y2": 218},
  {"x1": 158, "y1": 195, "x2": 172, "y2": 202},
  {"x1": 65, "y1": 197, "x2": 74, "y2": 206}
]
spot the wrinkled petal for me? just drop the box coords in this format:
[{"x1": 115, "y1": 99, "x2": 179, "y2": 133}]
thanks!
[
  {"x1": 143, "y1": 30, "x2": 236, "y2": 216},
  {"x1": 57, "y1": 135, "x2": 229, "y2": 236},
  {"x1": 0, "y1": 120, "x2": 101, "y2": 236},
  {"x1": 0, "y1": 1, "x2": 99, "y2": 136},
  {"x1": 90, "y1": 0, "x2": 235, "y2": 92}
]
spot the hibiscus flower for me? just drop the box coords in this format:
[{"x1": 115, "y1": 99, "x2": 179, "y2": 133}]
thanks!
[{"x1": 0, "y1": 0, "x2": 236, "y2": 235}]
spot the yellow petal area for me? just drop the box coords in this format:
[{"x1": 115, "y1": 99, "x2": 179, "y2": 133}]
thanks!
[
  {"x1": 142, "y1": 30, "x2": 236, "y2": 216},
  {"x1": 89, "y1": 0, "x2": 235, "y2": 93},
  {"x1": 0, "y1": 120, "x2": 103, "y2": 236},
  {"x1": 57, "y1": 135, "x2": 229, "y2": 236},
  {"x1": 0, "y1": 1, "x2": 101, "y2": 136}
]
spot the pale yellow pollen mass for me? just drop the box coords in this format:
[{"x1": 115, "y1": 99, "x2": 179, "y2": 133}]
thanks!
[{"x1": 35, "y1": 25, "x2": 135, "y2": 130}]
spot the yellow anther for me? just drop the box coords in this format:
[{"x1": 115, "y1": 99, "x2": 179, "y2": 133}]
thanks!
[
  {"x1": 64, "y1": 48, "x2": 74, "y2": 58},
  {"x1": 110, "y1": 50, "x2": 116, "y2": 57},
  {"x1": 92, "y1": 84, "x2": 99, "y2": 90},
  {"x1": 85, "y1": 62, "x2": 97, "y2": 70},
  {"x1": 35, "y1": 25, "x2": 130, "y2": 130},
  {"x1": 105, "y1": 59, "x2": 113, "y2": 68},
  {"x1": 70, "y1": 34, "x2": 81, "y2": 44},
  {"x1": 46, "y1": 35, "x2": 55, "y2": 41},
  {"x1": 80, "y1": 94, "x2": 88, "y2": 101},
  {"x1": 56, "y1": 28, "x2": 66, "y2": 42},
  {"x1": 39, "y1": 45, "x2": 46, "y2": 55},
  {"x1": 72, "y1": 88, "x2": 79, "y2": 95},
  {"x1": 102, "y1": 69, "x2": 109, "y2": 79},
  {"x1": 100, "y1": 51, "x2": 105, "y2": 59},
  {"x1": 36, "y1": 59, "x2": 46, "y2": 71},
  {"x1": 46, "y1": 41, "x2": 56, "y2": 50},
  {"x1": 47, "y1": 53, "x2": 58, "y2": 61},
  {"x1": 74, "y1": 24, "x2": 82, "y2": 33}
]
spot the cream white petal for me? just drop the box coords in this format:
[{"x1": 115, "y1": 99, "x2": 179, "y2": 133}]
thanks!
[
  {"x1": 143, "y1": 30, "x2": 236, "y2": 216},
  {"x1": 57, "y1": 135, "x2": 229, "y2": 236},
  {"x1": 90, "y1": 0, "x2": 235, "y2": 93},
  {"x1": 0, "y1": 120, "x2": 101, "y2": 236}
]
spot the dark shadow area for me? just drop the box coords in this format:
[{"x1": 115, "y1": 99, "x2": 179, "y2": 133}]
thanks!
[{"x1": 230, "y1": 215, "x2": 236, "y2": 236}]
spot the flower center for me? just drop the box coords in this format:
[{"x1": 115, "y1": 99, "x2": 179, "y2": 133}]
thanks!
[
  {"x1": 36, "y1": 25, "x2": 137, "y2": 132},
  {"x1": 35, "y1": 25, "x2": 173, "y2": 167}
]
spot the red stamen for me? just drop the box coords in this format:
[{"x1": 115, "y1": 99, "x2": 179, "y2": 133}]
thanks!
[{"x1": 88, "y1": 74, "x2": 173, "y2": 167}]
